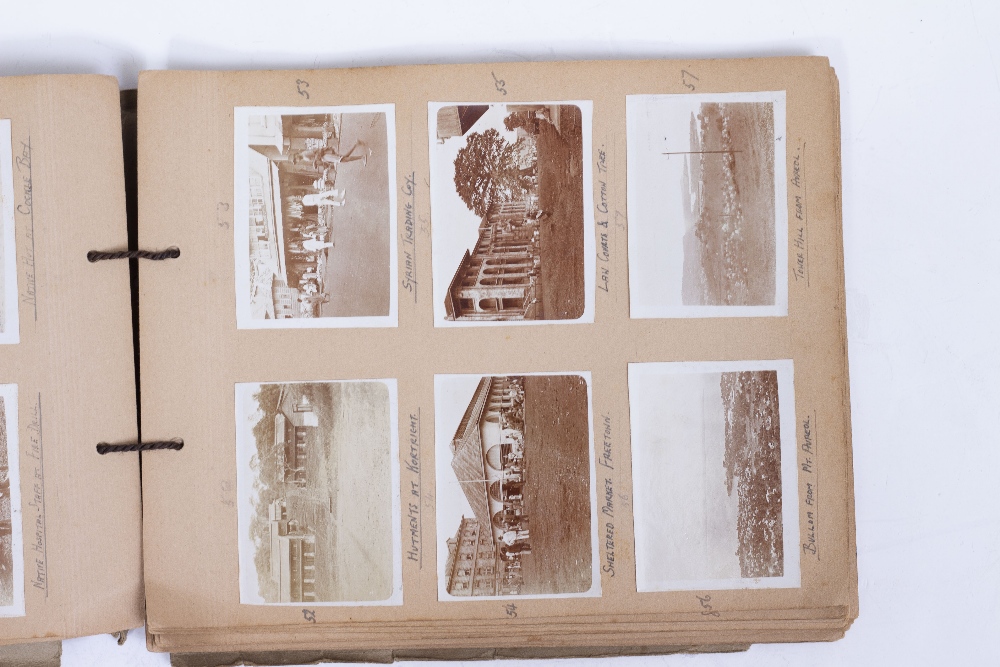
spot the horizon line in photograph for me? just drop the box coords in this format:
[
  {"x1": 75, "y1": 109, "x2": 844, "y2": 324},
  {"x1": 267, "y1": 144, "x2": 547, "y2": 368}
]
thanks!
[
  {"x1": 428, "y1": 101, "x2": 596, "y2": 327},
  {"x1": 233, "y1": 105, "x2": 398, "y2": 330}
]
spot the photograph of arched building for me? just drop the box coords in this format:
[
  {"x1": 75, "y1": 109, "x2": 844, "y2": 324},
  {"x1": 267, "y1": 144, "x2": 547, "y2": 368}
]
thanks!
[
  {"x1": 435, "y1": 373, "x2": 599, "y2": 599},
  {"x1": 430, "y1": 102, "x2": 595, "y2": 325}
]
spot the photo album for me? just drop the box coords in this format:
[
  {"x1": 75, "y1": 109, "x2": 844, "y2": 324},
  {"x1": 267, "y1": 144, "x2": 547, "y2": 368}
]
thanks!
[{"x1": 0, "y1": 57, "x2": 855, "y2": 659}]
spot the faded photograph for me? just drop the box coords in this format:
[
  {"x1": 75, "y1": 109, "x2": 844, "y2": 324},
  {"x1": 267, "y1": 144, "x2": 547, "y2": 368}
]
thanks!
[
  {"x1": 429, "y1": 103, "x2": 595, "y2": 326},
  {"x1": 234, "y1": 106, "x2": 397, "y2": 329},
  {"x1": 0, "y1": 384, "x2": 24, "y2": 616},
  {"x1": 627, "y1": 92, "x2": 787, "y2": 318},
  {"x1": 629, "y1": 361, "x2": 799, "y2": 591},
  {"x1": 435, "y1": 373, "x2": 599, "y2": 600},
  {"x1": 236, "y1": 380, "x2": 402, "y2": 605},
  {"x1": 0, "y1": 121, "x2": 19, "y2": 345}
]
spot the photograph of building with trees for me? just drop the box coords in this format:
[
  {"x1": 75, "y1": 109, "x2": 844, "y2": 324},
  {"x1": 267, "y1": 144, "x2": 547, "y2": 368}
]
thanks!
[
  {"x1": 235, "y1": 106, "x2": 396, "y2": 328},
  {"x1": 236, "y1": 380, "x2": 400, "y2": 605},
  {"x1": 0, "y1": 385, "x2": 22, "y2": 614},
  {"x1": 430, "y1": 103, "x2": 593, "y2": 325},
  {"x1": 626, "y1": 92, "x2": 787, "y2": 318},
  {"x1": 628, "y1": 361, "x2": 798, "y2": 591},
  {"x1": 435, "y1": 373, "x2": 597, "y2": 599}
]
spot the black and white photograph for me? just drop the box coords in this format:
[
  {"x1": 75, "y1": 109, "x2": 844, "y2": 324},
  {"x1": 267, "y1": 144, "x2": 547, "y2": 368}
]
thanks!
[
  {"x1": 0, "y1": 121, "x2": 18, "y2": 345},
  {"x1": 434, "y1": 373, "x2": 599, "y2": 600},
  {"x1": 234, "y1": 106, "x2": 397, "y2": 329},
  {"x1": 429, "y1": 102, "x2": 595, "y2": 326},
  {"x1": 0, "y1": 384, "x2": 24, "y2": 616},
  {"x1": 629, "y1": 361, "x2": 799, "y2": 591},
  {"x1": 236, "y1": 380, "x2": 402, "y2": 606},
  {"x1": 627, "y1": 92, "x2": 788, "y2": 318}
]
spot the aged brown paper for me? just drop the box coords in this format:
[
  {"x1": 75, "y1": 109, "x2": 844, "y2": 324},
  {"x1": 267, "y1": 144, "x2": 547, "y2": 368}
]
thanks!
[
  {"x1": 0, "y1": 75, "x2": 144, "y2": 644},
  {"x1": 137, "y1": 57, "x2": 855, "y2": 652}
]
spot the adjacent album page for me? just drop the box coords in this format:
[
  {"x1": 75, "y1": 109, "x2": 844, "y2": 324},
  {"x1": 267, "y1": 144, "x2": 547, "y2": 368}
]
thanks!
[
  {"x1": 0, "y1": 75, "x2": 144, "y2": 644},
  {"x1": 137, "y1": 57, "x2": 855, "y2": 652}
]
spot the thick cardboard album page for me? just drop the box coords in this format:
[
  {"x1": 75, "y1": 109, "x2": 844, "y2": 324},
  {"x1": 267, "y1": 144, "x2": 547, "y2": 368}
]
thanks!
[
  {"x1": 0, "y1": 75, "x2": 143, "y2": 643},
  {"x1": 138, "y1": 57, "x2": 854, "y2": 648}
]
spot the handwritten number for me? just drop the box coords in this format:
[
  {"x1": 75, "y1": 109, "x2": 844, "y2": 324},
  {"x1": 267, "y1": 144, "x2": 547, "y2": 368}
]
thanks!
[
  {"x1": 216, "y1": 202, "x2": 231, "y2": 229},
  {"x1": 491, "y1": 71, "x2": 508, "y2": 96},
  {"x1": 302, "y1": 609, "x2": 316, "y2": 623},
  {"x1": 681, "y1": 70, "x2": 699, "y2": 91},
  {"x1": 296, "y1": 79, "x2": 311, "y2": 99},
  {"x1": 696, "y1": 594, "x2": 721, "y2": 617},
  {"x1": 504, "y1": 603, "x2": 518, "y2": 619}
]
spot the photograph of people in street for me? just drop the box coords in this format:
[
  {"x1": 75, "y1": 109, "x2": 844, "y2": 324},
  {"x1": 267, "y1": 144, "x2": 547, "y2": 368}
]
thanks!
[
  {"x1": 435, "y1": 373, "x2": 599, "y2": 600},
  {"x1": 629, "y1": 361, "x2": 800, "y2": 592},
  {"x1": 0, "y1": 384, "x2": 23, "y2": 616},
  {"x1": 236, "y1": 380, "x2": 402, "y2": 605},
  {"x1": 627, "y1": 92, "x2": 787, "y2": 318},
  {"x1": 429, "y1": 102, "x2": 595, "y2": 326},
  {"x1": 235, "y1": 106, "x2": 397, "y2": 328},
  {"x1": 0, "y1": 120, "x2": 19, "y2": 345}
]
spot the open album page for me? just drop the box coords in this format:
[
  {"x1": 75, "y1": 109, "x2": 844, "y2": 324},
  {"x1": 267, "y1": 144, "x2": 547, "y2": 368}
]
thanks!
[
  {"x1": 137, "y1": 58, "x2": 854, "y2": 653},
  {"x1": 0, "y1": 75, "x2": 143, "y2": 644}
]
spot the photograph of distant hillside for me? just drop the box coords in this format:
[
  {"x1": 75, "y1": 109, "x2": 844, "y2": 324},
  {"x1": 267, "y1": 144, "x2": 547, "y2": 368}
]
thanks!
[
  {"x1": 629, "y1": 361, "x2": 800, "y2": 591},
  {"x1": 627, "y1": 92, "x2": 787, "y2": 318}
]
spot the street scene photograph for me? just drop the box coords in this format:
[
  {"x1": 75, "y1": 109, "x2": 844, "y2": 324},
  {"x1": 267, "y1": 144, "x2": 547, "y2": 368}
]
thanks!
[
  {"x1": 626, "y1": 92, "x2": 787, "y2": 318},
  {"x1": 429, "y1": 102, "x2": 595, "y2": 326},
  {"x1": 434, "y1": 373, "x2": 599, "y2": 600},
  {"x1": 0, "y1": 120, "x2": 19, "y2": 345},
  {"x1": 234, "y1": 106, "x2": 397, "y2": 329},
  {"x1": 236, "y1": 380, "x2": 402, "y2": 606},
  {"x1": 0, "y1": 384, "x2": 24, "y2": 616},
  {"x1": 628, "y1": 361, "x2": 800, "y2": 592}
]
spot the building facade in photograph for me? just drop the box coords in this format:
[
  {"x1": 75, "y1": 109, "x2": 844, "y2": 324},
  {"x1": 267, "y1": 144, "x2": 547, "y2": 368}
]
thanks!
[
  {"x1": 443, "y1": 202, "x2": 542, "y2": 321},
  {"x1": 273, "y1": 399, "x2": 317, "y2": 486},
  {"x1": 443, "y1": 517, "x2": 497, "y2": 596},
  {"x1": 268, "y1": 499, "x2": 317, "y2": 603},
  {"x1": 444, "y1": 376, "x2": 529, "y2": 596}
]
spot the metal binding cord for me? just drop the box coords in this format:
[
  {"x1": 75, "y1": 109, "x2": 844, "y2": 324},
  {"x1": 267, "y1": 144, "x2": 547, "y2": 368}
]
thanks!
[
  {"x1": 96, "y1": 439, "x2": 184, "y2": 455},
  {"x1": 87, "y1": 246, "x2": 180, "y2": 262}
]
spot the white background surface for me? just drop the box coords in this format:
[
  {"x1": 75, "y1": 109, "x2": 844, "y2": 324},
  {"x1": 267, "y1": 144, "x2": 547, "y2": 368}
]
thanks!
[{"x1": 2, "y1": 0, "x2": 998, "y2": 664}]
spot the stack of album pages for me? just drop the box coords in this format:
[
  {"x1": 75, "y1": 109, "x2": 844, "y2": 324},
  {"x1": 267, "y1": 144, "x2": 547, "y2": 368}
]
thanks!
[{"x1": 0, "y1": 57, "x2": 856, "y2": 660}]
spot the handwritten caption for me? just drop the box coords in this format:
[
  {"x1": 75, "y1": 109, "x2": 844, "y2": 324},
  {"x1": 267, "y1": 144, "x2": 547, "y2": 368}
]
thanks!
[
  {"x1": 401, "y1": 172, "x2": 418, "y2": 302},
  {"x1": 598, "y1": 414, "x2": 616, "y2": 577},
  {"x1": 800, "y1": 413, "x2": 819, "y2": 559},
  {"x1": 404, "y1": 411, "x2": 422, "y2": 567},
  {"x1": 596, "y1": 147, "x2": 611, "y2": 294},
  {"x1": 791, "y1": 142, "x2": 809, "y2": 285},
  {"x1": 15, "y1": 138, "x2": 37, "y2": 319},
  {"x1": 25, "y1": 394, "x2": 47, "y2": 596}
]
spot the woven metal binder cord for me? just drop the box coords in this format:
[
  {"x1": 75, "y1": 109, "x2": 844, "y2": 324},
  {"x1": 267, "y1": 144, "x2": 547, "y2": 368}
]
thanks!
[
  {"x1": 96, "y1": 439, "x2": 184, "y2": 455},
  {"x1": 87, "y1": 246, "x2": 180, "y2": 262}
]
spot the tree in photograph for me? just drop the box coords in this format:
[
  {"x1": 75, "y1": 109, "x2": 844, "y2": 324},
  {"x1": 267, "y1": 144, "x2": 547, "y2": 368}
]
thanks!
[{"x1": 453, "y1": 128, "x2": 530, "y2": 218}]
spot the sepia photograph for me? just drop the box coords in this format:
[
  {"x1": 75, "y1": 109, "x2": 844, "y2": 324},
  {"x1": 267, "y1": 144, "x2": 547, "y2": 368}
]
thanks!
[
  {"x1": 627, "y1": 92, "x2": 788, "y2": 318},
  {"x1": 234, "y1": 105, "x2": 397, "y2": 329},
  {"x1": 0, "y1": 384, "x2": 24, "y2": 616},
  {"x1": 236, "y1": 380, "x2": 402, "y2": 606},
  {"x1": 434, "y1": 373, "x2": 599, "y2": 600},
  {"x1": 0, "y1": 120, "x2": 19, "y2": 345},
  {"x1": 429, "y1": 102, "x2": 595, "y2": 326},
  {"x1": 629, "y1": 361, "x2": 799, "y2": 591}
]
